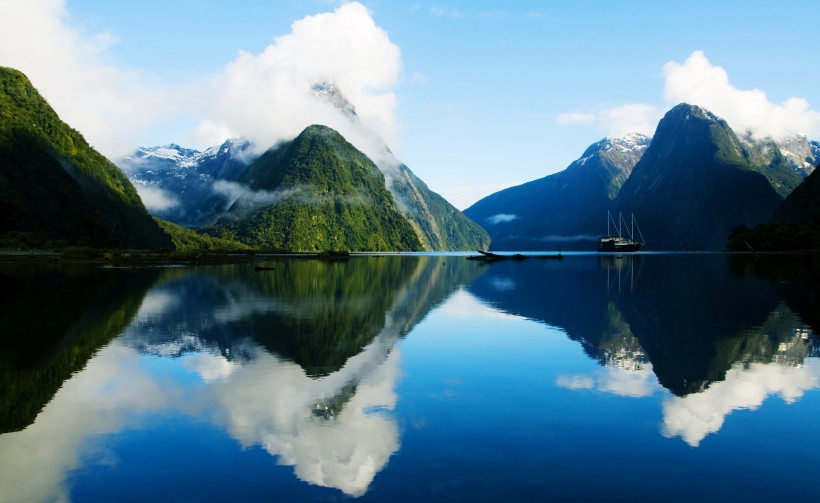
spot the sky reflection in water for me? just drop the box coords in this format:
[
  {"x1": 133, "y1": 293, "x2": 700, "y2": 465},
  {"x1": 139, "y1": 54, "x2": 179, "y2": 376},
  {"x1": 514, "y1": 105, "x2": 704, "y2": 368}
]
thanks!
[{"x1": 0, "y1": 254, "x2": 818, "y2": 502}]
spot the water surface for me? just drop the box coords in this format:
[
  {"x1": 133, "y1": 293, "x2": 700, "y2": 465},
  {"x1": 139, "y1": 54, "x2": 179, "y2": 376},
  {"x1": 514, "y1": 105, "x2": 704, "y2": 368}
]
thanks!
[{"x1": 1, "y1": 254, "x2": 818, "y2": 502}]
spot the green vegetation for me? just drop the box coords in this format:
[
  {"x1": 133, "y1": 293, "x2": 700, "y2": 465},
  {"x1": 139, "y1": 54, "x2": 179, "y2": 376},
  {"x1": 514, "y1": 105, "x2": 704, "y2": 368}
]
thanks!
[
  {"x1": 154, "y1": 217, "x2": 252, "y2": 252},
  {"x1": 208, "y1": 125, "x2": 422, "y2": 251},
  {"x1": 0, "y1": 67, "x2": 171, "y2": 249},
  {"x1": 392, "y1": 164, "x2": 490, "y2": 250}
]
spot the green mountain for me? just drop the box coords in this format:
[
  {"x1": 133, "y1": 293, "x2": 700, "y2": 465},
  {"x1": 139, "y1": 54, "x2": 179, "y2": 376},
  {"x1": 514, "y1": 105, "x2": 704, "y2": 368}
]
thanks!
[
  {"x1": 464, "y1": 133, "x2": 650, "y2": 250},
  {"x1": 153, "y1": 217, "x2": 252, "y2": 252},
  {"x1": 209, "y1": 125, "x2": 422, "y2": 251},
  {"x1": 391, "y1": 163, "x2": 489, "y2": 250},
  {"x1": 310, "y1": 82, "x2": 488, "y2": 251},
  {"x1": 0, "y1": 67, "x2": 171, "y2": 249},
  {"x1": 618, "y1": 103, "x2": 802, "y2": 251}
]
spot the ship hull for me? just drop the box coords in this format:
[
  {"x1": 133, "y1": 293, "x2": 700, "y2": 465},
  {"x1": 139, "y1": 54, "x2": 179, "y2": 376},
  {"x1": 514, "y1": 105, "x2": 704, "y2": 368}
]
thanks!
[{"x1": 597, "y1": 237, "x2": 641, "y2": 252}]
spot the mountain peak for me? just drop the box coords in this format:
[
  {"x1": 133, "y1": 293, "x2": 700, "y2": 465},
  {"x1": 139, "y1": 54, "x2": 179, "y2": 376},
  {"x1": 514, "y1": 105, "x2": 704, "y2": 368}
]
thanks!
[
  {"x1": 216, "y1": 124, "x2": 423, "y2": 251},
  {"x1": 312, "y1": 81, "x2": 357, "y2": 119},
  {"x1": 201, "y1": 138, "x2": 253, "y2": 162},
  {"x1": 605, "y1": 132, "x2": 652, "y2": 154}
]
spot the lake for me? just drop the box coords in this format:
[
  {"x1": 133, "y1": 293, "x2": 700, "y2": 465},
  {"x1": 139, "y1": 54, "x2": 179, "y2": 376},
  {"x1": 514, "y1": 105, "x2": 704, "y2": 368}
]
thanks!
[{"x1": 1, "y1": 253, "x2": 818, "y2": 502}]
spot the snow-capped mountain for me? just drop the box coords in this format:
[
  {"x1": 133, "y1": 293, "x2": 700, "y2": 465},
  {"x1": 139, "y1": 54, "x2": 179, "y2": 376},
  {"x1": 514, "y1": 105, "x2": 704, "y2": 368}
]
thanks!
[
  {"x1": 739, "y1": 132, "x2": 818, "y2": 178},
  {"x1": 463, "y1": 132, "x2": 651, "y2": 251},
  {"x1": 775, "y1": 134, "x2": 817, "y2": 177},
  {"x1": 119, "y1": 139, "x2": 253, "y2": 227},
  {"x1": 312, "y1": 81, "x2": 358, "y2": 120},
  {"x1": 576, "y1": 133, "x2": 651, "y2": 171},
  {"x1": 310, "y1": 80, "x2": 489, "y2": 250}
]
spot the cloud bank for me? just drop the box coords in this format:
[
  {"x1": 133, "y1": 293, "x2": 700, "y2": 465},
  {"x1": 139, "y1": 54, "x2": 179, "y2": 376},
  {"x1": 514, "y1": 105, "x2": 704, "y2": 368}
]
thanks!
[
  {"x1": 557, "y1": 104, "x2": 662, "y2": 138},
  {"x1": 135, "y1": 185, "x2": 179, "y2": 212},
  {"x1": 0, "y1": 1, "x2": 402, "y2": 164},
  {"x1": 663, "y1": 50, "x2": 820, "y2": 140},
  {"x1": 559, "y1": 50, "x2": 820, "y2": 140},
  {"x1": 191, "y1": 2, "x2": 402, "y2": 161},
  {"x1": 0, "y1": 0, "x2": 172, "y2": 158}
]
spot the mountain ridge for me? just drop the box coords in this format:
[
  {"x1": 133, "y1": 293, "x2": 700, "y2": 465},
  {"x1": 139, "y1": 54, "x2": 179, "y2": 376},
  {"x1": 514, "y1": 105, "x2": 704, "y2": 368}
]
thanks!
[
  {"x1": 463, "y1": 133, "x2": 651, "y2": 250},
  {"x1": 0, "y1": 66, "x2": 171, "y2": 249},
  {"x1": 208, "y1": 124, "x2": 423, "y2": 251},
  {"x1": 618, "y1": 103, "x2": 802, "y2": 250},
  {"x1": 468, "y1": 102, "x2": 811, "y2": 252}
]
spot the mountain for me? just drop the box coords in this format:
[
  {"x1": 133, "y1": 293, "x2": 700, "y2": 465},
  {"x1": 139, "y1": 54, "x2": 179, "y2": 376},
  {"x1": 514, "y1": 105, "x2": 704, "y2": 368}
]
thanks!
[
  {"x1": 208, "y1": 124, "x2": 422, "y2": 251},
  {"x1": 118, "y1": 139, "x2": 253, "y2": 227},
  {"x1": 0, "y1": 67, "x2": 171, "y2": 249},
  {"x1": 390, "y1": 162, "x2": 490, "y2": 250},
  {"x1": 311, "y1": 82, "x2": 489, "y2": 251},
  {"x1": 465, "y1": 254, "x2": 816, "y2": 399},
  {"x1": 617, "y1": 103, "x2": 803, "y2": 250},
  {"x1": 463, "y1": 133, "x2": 650, "y2": 250},
  {"x1": 725, "y1": 165, "x2": 820, "y2": 251},
  {"x1": 120, "y1": 255, "x2": 483, "y2": 376},
  {"x1": 118, "y1": 83, "x2": 488, "y2": 250},
  {"x1": 771, "y1": 133, "x2": 817, "y2": 178},
  {"x1": 772, "y1": 166, "x2": 820, "y2": 224}
]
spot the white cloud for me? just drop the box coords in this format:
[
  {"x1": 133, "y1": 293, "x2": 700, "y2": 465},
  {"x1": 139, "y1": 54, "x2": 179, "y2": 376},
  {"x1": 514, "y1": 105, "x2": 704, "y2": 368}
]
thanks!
[
  {"x1": 556, "y1": 104, "x2": 662, "y2": 138},
  {"x1": 0, "y1": 344, "x2": 176, "y2": 503},
  {"x1": 0, "y1": 0, "x2": 173, "y2": 159},
  {"x1": 207, "y1": 336, "x2": 402, "y2": 497},
  {"x1": 0, "y1": 326, "x2": 404, "y2": 500},
  {"x1": 487, "y1": 213, "x2": 519, "y2": 224},
  {"x1": 556, "y1": 365, "x2": 660, "y2": 398},
  {"x1": 596, "y1": 104, "x2": 663, "y2": 137},
  {"x1": 662, "y1": 359, "x2": 820, "y2": 447},
  {"x1": 437, "y1": 289, "x2": 526, "y2": 320},
  {"x1": 212, "y1": 180, "x2": 303, "y2": 215},
  {"x1": 557, "y1": 50, "x2": 820, "y2": 140},
  {"x1": 135, "y1": 185, "x2": 179, "y2": 212},
  {"x1": 556, "y1": 374, "x2": 594, "y2": 390},
  {"x1": 198, "y1": 2, "x2": 403, "y2": 161},
  {"x1": 134, "y1": 291, "x2": 180, "y2": 320},
  {"x1": 663, "y1": 50, "x2": 820, "y2": 139},
  {"x1": 597, "y1": 366, "x2": 658, "y2": 398},
  {"x1": 0, "y1": 1, "x2": 403, "y2": 166}
]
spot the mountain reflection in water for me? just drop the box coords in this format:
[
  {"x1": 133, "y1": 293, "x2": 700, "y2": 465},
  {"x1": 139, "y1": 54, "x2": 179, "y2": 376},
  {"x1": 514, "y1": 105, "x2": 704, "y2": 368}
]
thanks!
[
  {"x1": 0, "y1": 253, "x2": 818, "y2": 501},
  {"x1": 0, "y1": 256, "x2": 482, "y2": 500},
  {"x1": 467, "y1": 253, "x2": 820, "y2": 446}
]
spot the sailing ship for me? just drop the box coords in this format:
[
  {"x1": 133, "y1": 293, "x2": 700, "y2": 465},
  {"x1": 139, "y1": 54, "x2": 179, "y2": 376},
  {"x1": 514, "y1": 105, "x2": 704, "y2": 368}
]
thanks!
[{"x1": 597, "y1": 211, "x2": 645, "y2": 252}]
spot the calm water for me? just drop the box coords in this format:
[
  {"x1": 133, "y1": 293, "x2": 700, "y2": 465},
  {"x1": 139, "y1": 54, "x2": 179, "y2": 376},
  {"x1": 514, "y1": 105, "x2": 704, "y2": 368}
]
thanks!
[{"x1": 1, "y1": 253, "x2": 819, "y2": 502}]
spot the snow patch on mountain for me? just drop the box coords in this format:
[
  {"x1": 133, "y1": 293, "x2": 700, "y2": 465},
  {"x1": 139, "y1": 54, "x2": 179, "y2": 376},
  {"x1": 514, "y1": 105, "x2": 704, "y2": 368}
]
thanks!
[{"x1": 739, "y1": 132, "x2": 817, "y2": 178}]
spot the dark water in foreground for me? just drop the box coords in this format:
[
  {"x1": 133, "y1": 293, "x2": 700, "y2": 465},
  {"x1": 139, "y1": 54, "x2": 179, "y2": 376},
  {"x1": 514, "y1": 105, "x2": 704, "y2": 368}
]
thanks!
[{"x1": 1, "y1": 253, "x2": 819, "y2": 502}]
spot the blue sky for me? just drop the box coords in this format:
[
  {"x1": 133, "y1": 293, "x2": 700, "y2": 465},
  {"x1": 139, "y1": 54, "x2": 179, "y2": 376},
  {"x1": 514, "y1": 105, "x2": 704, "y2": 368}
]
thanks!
[{"x1": 1, "y1": 0, "x2": 819, "y2": 208}]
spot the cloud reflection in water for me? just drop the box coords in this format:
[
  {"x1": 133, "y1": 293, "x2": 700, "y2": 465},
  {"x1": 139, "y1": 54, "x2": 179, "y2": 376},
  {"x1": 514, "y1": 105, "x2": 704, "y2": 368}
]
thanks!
[{"x1": 661, "y1": 359, "x2": 820, "y2": 446}]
